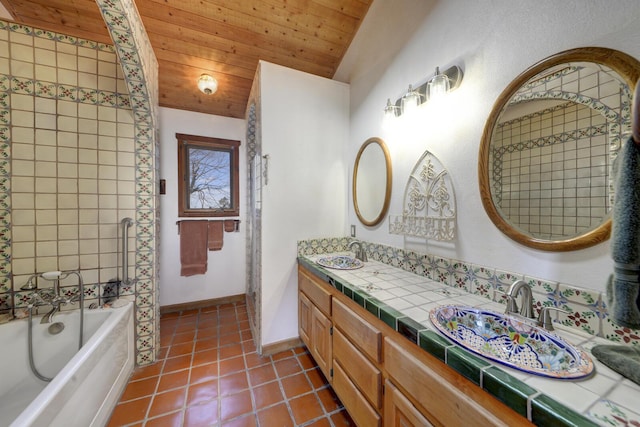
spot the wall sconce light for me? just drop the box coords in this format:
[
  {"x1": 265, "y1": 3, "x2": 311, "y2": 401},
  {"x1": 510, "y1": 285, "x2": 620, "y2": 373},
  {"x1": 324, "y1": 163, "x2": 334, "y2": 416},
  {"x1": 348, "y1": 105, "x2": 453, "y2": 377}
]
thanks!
[
  {"x1": 401, "y1": 84, "x2": 422, "y2": 115},
  {"x1": 427, "y1": 67, "x2": 451, "y2": 102},
  {"x1": 384, "y1": 65, "x2": 463, "y2": 118},
  {"x1": 197, "y1": 74, "x2": 218, "y2": 95},
  {"x1": 384, "y1": 98, "x2": 400, "y2": 119}
]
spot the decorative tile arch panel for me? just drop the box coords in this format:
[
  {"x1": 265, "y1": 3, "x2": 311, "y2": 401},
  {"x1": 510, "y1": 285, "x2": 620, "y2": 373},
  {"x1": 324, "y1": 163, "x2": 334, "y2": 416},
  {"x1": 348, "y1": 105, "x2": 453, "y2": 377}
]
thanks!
[{"x1": 95, "y1": 0, "x2": 160, "y2": 365}]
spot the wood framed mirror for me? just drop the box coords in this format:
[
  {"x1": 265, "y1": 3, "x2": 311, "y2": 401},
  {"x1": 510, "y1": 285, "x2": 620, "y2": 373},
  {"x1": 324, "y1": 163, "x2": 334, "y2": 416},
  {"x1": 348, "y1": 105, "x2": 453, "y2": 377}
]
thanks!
[
  {"x1": 479, "y1": 47, "x2": 640, "y2": 251},
  {"x1": 353, "y1": 137, "x2": 392, "y2": 226}
]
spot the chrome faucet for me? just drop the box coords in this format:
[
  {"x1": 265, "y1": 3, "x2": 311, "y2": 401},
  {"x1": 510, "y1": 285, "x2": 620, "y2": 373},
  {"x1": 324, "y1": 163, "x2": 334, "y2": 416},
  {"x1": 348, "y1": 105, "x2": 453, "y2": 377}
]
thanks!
[
  {"x1": 21, "y1": 271, "x2": 67, "y2": 324},
  {"x1": 505, "y1": 280, "x2": 535, "y2": 319},
  {"x1": 348, "y1": 240, "x2": 368, "y2": 262},
  {"x1": 40, "y1": 297, "x2": 64, "y2": 324}
]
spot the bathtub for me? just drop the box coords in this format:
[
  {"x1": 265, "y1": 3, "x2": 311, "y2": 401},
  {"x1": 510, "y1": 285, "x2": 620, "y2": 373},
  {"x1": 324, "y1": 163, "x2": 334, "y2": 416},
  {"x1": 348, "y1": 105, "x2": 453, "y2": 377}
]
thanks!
[{"x1": 0, "y1": 302, "x2": 134, "y2": 427}]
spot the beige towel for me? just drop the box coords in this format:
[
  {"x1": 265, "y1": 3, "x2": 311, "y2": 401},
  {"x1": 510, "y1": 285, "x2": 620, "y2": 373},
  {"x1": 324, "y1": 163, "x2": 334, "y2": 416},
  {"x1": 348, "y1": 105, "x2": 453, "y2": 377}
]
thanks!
[
  {"x1": 208, "y1": 220, "x2": 223, "y2": 251},
  {"x1": 179, "y1": 221, "x2": 209, "y2": 276}
]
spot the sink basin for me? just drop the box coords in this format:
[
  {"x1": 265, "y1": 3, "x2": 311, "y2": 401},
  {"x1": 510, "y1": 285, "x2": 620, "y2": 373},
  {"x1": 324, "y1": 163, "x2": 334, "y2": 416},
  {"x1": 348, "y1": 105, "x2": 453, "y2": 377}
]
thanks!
[
  {"x1": 316, "y1": 255, "x2": 364, "y2": 270},
  {"x1": 429, "y1": 305, "x2": 594, "y2": 379}
]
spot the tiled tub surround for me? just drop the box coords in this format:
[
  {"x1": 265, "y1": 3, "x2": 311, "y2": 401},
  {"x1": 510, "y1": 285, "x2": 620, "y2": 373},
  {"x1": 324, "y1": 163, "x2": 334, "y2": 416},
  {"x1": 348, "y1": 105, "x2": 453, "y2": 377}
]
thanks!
[
  {"x1": 297, "y1": 238, "x2": 640, "y2": 426},
  {"x1": 0, "y1": 5, "x2": 161, "y2": 367},
  {"x1": 0, "y1": 20, "x2": 137, "y2": 315}
]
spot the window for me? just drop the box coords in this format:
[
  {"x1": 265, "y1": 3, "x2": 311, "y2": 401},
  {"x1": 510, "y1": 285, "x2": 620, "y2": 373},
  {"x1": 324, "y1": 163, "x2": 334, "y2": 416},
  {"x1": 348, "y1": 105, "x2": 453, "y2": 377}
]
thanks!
[{"x1": 177, "y1": 133, "x2": 240, "y2": 217}]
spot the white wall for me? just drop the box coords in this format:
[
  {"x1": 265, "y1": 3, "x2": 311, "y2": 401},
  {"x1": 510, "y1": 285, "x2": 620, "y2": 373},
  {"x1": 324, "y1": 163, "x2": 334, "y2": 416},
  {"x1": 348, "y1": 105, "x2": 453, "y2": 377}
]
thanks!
[
  {"x1": 258, "y1": 62, "x2": 349, "y2": 346},
  {"x1": 158, "y1": 107, "x2": 246, "y2": 306},
  {"x1": 340, "y1": 0, "x2": 640, "y2": 290}
]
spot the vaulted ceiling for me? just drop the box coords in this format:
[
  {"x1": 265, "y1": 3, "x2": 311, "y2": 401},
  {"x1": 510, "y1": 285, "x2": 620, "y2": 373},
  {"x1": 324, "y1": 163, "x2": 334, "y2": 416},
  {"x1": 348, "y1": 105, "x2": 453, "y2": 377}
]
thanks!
[{"x1": 0, "y1": 0, "x2": 372, "y2": 118}]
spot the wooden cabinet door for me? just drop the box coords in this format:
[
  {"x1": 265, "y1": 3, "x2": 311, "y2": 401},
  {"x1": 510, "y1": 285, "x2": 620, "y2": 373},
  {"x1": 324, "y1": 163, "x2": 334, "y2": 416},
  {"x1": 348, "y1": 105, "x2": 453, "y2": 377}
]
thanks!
[
  {"x1": 385, "y1": 380, "x2": 435, "y2": 427},
  {"x1": 311, "y1": 304, "x2": 333, "y2": 380},
  {"x1": 299, "y1": 291, "x2": 312, "y2": 348}
]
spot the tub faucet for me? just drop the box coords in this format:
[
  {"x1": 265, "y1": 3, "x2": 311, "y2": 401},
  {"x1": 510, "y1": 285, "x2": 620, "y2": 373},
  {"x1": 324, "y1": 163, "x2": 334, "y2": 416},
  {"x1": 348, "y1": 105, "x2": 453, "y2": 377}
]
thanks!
[
  {"x1": 348, "y1": 240, "x2": 367, "y2": 262},
  {"x1": 505, "y1": 280, "x2": 535, "y2": 319},
  {"x1": 40, "y1": 295, "x2": 66, "y2": 324}
]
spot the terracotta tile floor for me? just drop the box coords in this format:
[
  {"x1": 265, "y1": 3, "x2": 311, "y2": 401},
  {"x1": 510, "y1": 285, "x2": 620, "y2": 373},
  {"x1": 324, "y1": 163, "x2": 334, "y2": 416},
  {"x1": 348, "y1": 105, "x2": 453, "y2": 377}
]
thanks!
[{"x1": 107, "y1": 302, "x2": 354, "y2": 426}]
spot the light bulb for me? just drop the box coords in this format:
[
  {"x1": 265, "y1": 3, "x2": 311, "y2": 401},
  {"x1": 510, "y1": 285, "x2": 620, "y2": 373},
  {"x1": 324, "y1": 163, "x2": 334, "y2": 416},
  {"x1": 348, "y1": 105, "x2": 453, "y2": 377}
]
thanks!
[{"x1": 197, "y1": 74, "x2": 218, "y2": 95}]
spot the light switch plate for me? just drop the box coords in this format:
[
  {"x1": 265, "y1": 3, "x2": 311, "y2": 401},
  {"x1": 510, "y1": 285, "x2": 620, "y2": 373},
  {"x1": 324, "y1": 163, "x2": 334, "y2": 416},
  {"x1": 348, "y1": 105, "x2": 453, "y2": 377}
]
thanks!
[{"x1": 350, "y1": 225, "x2": 356, "y2": 237}]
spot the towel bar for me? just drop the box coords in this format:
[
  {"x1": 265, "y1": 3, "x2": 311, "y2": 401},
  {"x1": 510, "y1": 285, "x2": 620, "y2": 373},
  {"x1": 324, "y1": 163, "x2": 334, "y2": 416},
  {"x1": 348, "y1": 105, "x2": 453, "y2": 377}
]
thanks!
[{"x1": 176, "y1": 219, "x2": 241, "y2": 233}]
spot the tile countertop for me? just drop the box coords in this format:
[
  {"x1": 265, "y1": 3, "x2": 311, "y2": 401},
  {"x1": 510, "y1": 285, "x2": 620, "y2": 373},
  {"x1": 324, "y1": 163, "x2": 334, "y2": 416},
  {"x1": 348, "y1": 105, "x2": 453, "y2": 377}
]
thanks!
[{"x1": 298, "y1": 254, "x2": 640, "y2": 427}]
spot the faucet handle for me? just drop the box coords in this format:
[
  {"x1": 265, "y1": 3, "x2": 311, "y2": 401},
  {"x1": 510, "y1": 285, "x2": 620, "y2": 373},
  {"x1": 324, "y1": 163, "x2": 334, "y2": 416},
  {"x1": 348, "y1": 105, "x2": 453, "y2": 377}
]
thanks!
[
  {"x1": 536, "y1": 306, "x2": 570, "y2": 331},
  {"x1": 505, "y1": 294, "x2": 519, "y2": 315}
]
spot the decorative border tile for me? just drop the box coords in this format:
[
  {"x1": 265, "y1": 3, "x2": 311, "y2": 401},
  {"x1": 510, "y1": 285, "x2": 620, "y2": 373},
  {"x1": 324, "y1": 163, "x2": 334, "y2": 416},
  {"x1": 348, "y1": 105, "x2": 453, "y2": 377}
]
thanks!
[
  {"x1": 589, "y1": 399, "x2": 640, "y2": 426},
  {"x1": 96, "y1": 0, "x2": 159, "y2": 365},
  {"x1": 297, "y1": 238, "x2": 640, "y2": 346}
]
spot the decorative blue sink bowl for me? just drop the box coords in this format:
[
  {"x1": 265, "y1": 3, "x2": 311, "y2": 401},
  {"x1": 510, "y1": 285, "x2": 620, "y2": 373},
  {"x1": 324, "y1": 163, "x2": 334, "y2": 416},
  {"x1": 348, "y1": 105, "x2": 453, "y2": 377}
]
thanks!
[
  {"x1": 316, "y1": 255, "x2": 364, "y2": 270},
  {"x1": 429, "y1": 305, "x2": 594, "y2": 379}
]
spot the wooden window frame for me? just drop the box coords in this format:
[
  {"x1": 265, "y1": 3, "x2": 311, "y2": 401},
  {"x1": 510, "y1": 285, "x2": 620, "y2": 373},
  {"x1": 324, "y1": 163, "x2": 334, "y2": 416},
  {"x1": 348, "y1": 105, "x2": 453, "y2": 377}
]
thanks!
[{"x1": 177, "y1": 133, "x2": 241, "y2": 217}]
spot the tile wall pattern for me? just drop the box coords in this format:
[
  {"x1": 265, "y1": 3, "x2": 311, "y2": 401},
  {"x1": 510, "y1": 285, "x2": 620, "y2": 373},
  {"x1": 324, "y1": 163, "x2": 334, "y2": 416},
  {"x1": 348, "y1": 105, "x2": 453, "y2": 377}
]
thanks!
[
  {"x1": 0, "y1": 21, "x2": 137, "y2": 312},
  {"x1": 96, "y1": 0, "x2": 160, "y2": 366},
  {"x1": 491, "y1": 64, "x2": 629, "y2": 239},
  {"x1": 0, "y1": 0, "x2": 160, "y2": 366},
  {"x1": 298, "y1": 237, "x2": 640, "y2": 347}
]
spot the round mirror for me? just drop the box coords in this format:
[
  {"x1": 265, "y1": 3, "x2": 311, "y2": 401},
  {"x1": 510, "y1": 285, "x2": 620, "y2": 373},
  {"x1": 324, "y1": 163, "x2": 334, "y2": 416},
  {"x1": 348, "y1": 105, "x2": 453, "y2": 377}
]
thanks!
[
  {"x1": 479, "y1": 47, "x2": 640, "y2": 251},
  {"x1": 353, "y1": 137, "x2": 392, "y2": 226}
]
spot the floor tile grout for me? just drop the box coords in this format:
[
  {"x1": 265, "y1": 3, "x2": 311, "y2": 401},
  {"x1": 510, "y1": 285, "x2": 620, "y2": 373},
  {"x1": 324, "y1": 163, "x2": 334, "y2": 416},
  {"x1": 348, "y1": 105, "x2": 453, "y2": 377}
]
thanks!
[{"x1": 107, "y1": 302, "x2": 353, "y2": 427}]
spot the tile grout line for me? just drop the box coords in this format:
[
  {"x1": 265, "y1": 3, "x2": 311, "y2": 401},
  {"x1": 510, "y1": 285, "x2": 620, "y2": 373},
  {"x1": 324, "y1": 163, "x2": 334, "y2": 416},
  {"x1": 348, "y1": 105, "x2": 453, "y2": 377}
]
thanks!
[{"x1": 110, "y1": 303, "x2": 351, "y2": 426}]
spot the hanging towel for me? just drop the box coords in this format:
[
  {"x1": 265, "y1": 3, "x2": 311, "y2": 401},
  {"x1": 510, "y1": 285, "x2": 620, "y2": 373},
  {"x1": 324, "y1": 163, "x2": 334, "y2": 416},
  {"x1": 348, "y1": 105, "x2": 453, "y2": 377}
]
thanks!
[
  {"x1": 607, "y1": 137, "x2": 640, "y2": 329},
  {"x1": 179, "y1": 220, "x2": 209, "y2": 276},
  {"x1": 208, "y1": 220, "x2": 224, "y2": 251},
  {"x1": 224, "y1": 219, "x2": 236, "y2": 232}
]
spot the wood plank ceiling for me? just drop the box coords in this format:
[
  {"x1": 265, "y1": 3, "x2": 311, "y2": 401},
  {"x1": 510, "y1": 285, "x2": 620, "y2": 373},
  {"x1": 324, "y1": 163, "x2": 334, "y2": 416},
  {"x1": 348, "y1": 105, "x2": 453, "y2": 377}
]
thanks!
[{"x1": 0, "y1": 0, "x2": 372, "y2": 118}]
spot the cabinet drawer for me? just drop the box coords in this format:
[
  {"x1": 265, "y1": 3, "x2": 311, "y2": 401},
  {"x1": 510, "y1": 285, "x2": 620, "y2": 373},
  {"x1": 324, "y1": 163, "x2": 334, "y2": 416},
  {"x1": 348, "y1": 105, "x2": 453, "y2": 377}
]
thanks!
[
  {"x1": 333, "y1": 298, "x2": 382, "y2": 363},
  {"x1": 333, "y1": 328, "x2": 382, "y2": 409},
  {"x1": 299, "y1": 268, "x2": 332, "y2": 316},
  {"x1": 385, "y1": 337, "x2": 520, "y2": 427},
  {"x1": 333, "y1": 360, "x2": 381, "y2": 427}
]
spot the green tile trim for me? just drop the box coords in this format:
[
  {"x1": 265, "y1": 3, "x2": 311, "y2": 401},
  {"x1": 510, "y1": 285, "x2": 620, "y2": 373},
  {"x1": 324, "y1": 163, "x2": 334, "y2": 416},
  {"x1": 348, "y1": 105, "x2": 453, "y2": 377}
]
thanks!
[
  {"x1": 379, "y1": 304, "x2": 404, "y2": 329},
  {"x1": 531, "y1": 394, "x2": 600, "y2": 427},
  {"x1": 482, "y1": 367, "x2": 537, "y2": 418},
  {"x1": 398, "y1": 316, "x2": 427, "y2": 344},
  {"x1": 446, "y1": 346, "x2": 491, "y2": 385},
  {"x1": 418, "y1": 329, "x2": 451, "y2": 362},
  {"x1": 342, "y1": 286, "x2": 353, "y2": 299},
  {"x1": 364, "y1": 296, "x2": 383, "y2": 317},
  {"x1": 352, "y1": 289, "x2": 367, "y2": 307}
]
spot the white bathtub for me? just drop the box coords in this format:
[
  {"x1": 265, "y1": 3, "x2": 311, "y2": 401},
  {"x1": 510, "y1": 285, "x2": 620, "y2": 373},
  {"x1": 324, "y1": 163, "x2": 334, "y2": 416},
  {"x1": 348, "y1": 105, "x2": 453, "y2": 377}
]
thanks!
[{"x1": 0, "y1": 302, "x2": 134, "y2": 427}]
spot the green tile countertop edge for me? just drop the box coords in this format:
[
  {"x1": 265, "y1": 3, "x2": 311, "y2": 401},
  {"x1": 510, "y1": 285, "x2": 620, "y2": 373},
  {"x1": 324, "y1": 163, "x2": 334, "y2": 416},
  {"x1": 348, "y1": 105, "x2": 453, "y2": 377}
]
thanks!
[{"x1": 297, "y1": 256, "x2": 598, "y2": 426}]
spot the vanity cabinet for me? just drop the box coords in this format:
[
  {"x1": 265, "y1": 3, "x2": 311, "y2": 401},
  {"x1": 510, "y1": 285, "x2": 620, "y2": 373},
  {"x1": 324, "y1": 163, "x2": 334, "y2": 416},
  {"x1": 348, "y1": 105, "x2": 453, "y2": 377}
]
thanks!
[
  {"x1": 384, "y1": 380, "x2": 434, "y2": 427},
  {"x1": 297, "y1": 264, "x2": 530, "y2": 427},
  {"x1": 385, "y1": 336, "x2": 522, "y2": 426},
  {"x1": 298, "y1": 267, "x2": 332, "y2": 380}
]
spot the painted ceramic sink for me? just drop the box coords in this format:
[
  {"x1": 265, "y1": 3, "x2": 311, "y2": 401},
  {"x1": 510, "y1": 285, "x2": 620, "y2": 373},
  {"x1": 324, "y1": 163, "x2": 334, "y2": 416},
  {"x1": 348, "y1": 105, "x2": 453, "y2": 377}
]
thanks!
[
  {"x1": 429, "y1": 305, "x2": 594, "y2": 379},
  {"x1": 316, "y1": 255, "x2": 364, "y2": 270}
]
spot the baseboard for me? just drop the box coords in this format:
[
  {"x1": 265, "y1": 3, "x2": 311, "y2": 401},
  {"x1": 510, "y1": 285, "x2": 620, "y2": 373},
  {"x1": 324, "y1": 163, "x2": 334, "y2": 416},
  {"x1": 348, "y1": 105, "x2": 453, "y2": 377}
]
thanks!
[
  {"x1": 260, "y1": 337, "x2": 304, "y2": 356},
  {"x1": 160, "y1": 294, "x2": 246, "y2": 314}
]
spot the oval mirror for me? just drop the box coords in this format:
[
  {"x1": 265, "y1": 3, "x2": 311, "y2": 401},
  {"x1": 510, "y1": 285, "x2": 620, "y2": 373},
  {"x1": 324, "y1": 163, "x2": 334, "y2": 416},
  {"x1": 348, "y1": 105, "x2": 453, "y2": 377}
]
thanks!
[
  {"x1": 479, "y1": 47, "x2": 640, "y2": 251},
  {"x1": 353, "y1": 137, "x2": 392, "y2": 226}
]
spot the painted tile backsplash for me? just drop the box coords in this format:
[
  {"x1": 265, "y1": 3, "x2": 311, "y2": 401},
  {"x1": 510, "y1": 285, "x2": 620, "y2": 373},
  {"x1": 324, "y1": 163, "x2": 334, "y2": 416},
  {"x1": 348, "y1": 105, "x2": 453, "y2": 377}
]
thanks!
[{"x1": 298, "y1": 237, "x2": 640, "y2": 346}]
